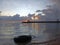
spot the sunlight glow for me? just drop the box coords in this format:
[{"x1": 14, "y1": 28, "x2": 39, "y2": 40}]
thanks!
[
  {"x1": 35, "y1": 12, "x2": 39, "y2": 16},
  {"x1": 41, "y1": 13, "x2": 45, "y2": 16}
]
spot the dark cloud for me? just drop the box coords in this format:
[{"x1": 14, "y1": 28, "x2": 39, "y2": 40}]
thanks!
[
  {"x1": 48, "y1": 0, "x2": 60, "y2": 19},
  {"x1": 50, "y1": 0, "x2": 60, "y2": 5},
  {"x1": 51, "y1": 0, "x2": 60, "y2": 3}
]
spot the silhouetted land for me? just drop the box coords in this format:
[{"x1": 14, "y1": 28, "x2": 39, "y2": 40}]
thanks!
[{"x1": 22, "y1": 21, "x2": 60, "y2": 23}]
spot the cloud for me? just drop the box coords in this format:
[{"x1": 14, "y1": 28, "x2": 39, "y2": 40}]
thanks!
[{"x1": 50, "y1": 0, "x2": 60, "y2": 5}]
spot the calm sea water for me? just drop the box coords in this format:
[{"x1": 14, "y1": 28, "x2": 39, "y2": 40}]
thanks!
[{"x1": 0, "y1": 23, "x2": 60, "y2": 45}]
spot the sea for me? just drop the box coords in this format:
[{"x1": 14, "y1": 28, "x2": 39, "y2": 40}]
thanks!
[{"x1": 0, "y1": 22, "x2": 60, "y2": 45}]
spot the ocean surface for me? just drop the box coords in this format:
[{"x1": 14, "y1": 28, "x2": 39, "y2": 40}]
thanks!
[{"x1": 0, "y1": 22, "x2": 60, "y2": 45}]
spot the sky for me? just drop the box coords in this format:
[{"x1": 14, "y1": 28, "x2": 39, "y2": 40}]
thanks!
[{"x1": 0, "y1": 0, "x2": 51, "y2": 16}]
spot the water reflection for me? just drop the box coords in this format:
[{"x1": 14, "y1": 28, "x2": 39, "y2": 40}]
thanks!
[
  {"x1": 44, "y1": 23, "x2": 60, "y2": 39},
  {"x1": 0, "y1": 26, "x2": 14, "y2": 38},
  {"x1": 0, "y1": 23, "x2": 60, "y2": 44}
]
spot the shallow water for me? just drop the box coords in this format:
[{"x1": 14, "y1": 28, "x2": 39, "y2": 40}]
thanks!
[{"x1": 0, "y1": 23, "x2": 60, "y2": 45}]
